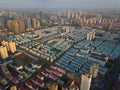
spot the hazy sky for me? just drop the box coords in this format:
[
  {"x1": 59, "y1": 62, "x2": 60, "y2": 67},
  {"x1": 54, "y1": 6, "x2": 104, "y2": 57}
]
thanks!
[{"x1": 0, "y1": 0, "x2": 120, "y2": 9}]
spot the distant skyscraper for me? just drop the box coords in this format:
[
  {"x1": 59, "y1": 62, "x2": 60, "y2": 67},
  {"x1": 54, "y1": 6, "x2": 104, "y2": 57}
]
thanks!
[
  {"x1": 26, "y1": 18, "x2": 32, "y2": 30},
  {"x1": 67, "y1": 10, "x2": 71, "y2": 19},
  {"x1": 14, "y1": 21, "x2": 19, "y2": 33},
  {"x1": 87, "y1": 31, "x2": 96, "y2": 41},
  {"x1": 36, "y1": 20, "x2": 40, "y2": 29},
  {"x1": 32, "y1": 18, "x2": 37, "y2": 29},
  {"x1": 7, "y1": 20, "x2": 21, "y2": 33},
  {"x1": 0, "y1": 16, "x2": 4, "y2": 27},
  {"x1": 90, "y1": 64, "x2": 99, "y2": 78},
  {"x1": 75, "y1": 13, "x2": 78, "y2": 19},
  {"x1": 7, "y1": 20, "x2": 14, "y2": 31},
  {"x1": 18, "y1": 19, "x2": 25, "y2": 33},
  {"x1": 71, "y1": 13, "x2": 75, "y2": 19},
  {"x1": 80, "y1": 73, "x2": 92, "y2": 90},
  {"x1": 9, "y1": 41, "x2": 16, "y2": 53},
  {"x1": 0, "y1": 46, "x2": 8, "y2": 59}
]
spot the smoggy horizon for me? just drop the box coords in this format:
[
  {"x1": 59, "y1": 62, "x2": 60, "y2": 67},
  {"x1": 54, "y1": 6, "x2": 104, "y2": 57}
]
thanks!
[{"x1": 0, "y1": 0, "x2": 120, "y2": 9}]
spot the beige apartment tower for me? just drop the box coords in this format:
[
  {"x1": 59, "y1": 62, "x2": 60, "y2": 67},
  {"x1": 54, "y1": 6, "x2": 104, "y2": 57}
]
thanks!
[
  {"x1": 9, "y1": 41, "x2": 16, "y2": 53},
  {"x1": 26, "y1": 18, "x2": 32, "y2": 29},
  {"x1": 36, "y1": 20, "x2": 40, "y2": 29},
  {"x1": 1, "y1": 41, "x2": 10, "y2": 51},
  {"x1": 80, "y1": 73, "x2": 92, "y2": 90},
  {"x1": 67, "y1": 10, "x2": 71, "y2": 19},
  {"x1": 90, "y1": 64, "x2": 99, "y2": 78},
  {"x1": 0, "y1": 46, "x2": 8, "y2": 59},
  {"x1": 32, "y1": 18, "x2": 37, "y2": 29},
  {"x1": 18, "y1": 19, "x2": 25, "y2": 33},
  {"x1": 14, "y1": 21, "x2": 19, "y2": 33},
  {"x1": 87, "y1": 31, "x2": 96, "y2": 41}
]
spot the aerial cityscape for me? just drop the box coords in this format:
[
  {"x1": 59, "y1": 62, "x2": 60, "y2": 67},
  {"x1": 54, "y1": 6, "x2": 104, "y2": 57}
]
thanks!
[{"x1": 0, "y1": 0, "x2": 120, "y2": 90}]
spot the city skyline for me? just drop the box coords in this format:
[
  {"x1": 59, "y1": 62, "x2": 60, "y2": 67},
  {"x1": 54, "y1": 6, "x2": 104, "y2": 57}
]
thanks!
[
  {"x1": 0, "y1": 1, "x2": 120, "y2": 90},
  {"x1": 0, "y1": 0, "x2": 120, "y2": 9}
]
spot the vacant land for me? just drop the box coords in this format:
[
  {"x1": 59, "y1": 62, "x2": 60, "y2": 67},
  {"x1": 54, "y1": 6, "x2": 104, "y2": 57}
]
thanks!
[{"x1": 13, "y1": 53, "x2": 35, "y2": 66}]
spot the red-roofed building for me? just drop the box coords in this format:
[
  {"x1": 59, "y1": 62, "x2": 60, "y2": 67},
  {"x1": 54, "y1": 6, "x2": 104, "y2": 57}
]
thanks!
[
  {"x1": 31, "y1": 77, "x2": 38, "y2": 83},
  {"x1": 41, "y1": 70, "x2": 48, "y2": 77},
  {"x1": 31, "y1": 77, "x2": 44, "y2": 87},
  {"x1": 37, "y1": 73, "x2": 44, "y2": 81},
  {"x1": 53, "y1": 69, "x2": 63, "y2": 77},
  {"x1": 49, "y1": 73, "x2": 58, "y2": 80},
  {"x1": 18, "y1": 86, "x2": 26, "y2": 90},
  {"x1": 25, "y1": 81, "x2": 38, "y2": 90},
  {"x1": 36, "y1": 79, "x2": 44, "y2": 87},
  {"x1": 46, "y1": 68, "x2": 53, "y2": 73},
  {"x1": 51, "y1": 65, "x2": 57, "y2": 69}
]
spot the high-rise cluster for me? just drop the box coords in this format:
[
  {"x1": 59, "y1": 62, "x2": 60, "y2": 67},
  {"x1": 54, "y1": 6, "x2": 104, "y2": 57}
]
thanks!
[
  {"x1": 7, "y1": 19, "x2": 25, "y2": 33},
  {"x1": 87, "y1": 31, "x2": 96, "y2": 41},
  {"x1": 7, "y1": 18, "x2": 40, "y2": 33},
  {"x1": 0, "y1": 41, "x2": 16, "y2": 59}
]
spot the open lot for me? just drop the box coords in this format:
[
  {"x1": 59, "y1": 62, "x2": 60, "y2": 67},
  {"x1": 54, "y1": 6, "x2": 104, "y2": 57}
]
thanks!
[{"x1": 13, "y1": 53, "x2": 35, "y2": 66}]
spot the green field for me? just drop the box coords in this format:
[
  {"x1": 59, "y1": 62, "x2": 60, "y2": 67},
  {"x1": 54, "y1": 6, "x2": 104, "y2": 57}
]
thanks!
[{"x1": 13, "y1": 53, "x2": 34, "y2": 66}]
